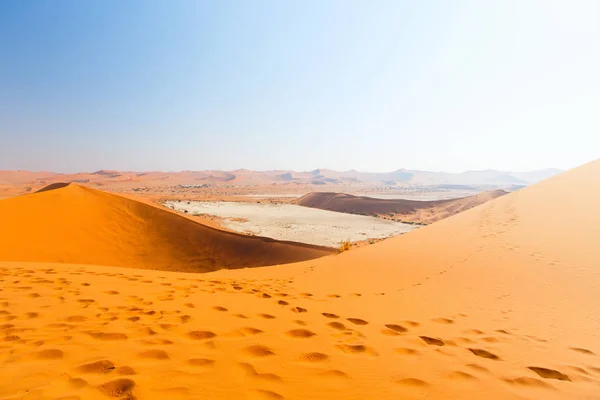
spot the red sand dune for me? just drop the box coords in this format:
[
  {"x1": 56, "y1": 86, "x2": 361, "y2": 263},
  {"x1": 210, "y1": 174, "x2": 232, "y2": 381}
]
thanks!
[
  {"x1": 0, "y1": 160, "x2": 598, "y2": 399},
  {"x1": 296, "y1": 189, "x2": 507, "y2": 223},
  {"x1": 0, "y1": 183, "x2": 332, "y2": 271}
]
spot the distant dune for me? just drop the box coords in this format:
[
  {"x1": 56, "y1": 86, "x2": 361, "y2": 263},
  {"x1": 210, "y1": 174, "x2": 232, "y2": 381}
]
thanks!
[
  {"x1": 0, "y1": 183, "x2": 332, "y2": 271},
  {"x1": 0, "y1": 167, "x2": 561, "y2": 196},
  {"x1": 296, "y1": 190, "x2": 508, "y2": 223}
]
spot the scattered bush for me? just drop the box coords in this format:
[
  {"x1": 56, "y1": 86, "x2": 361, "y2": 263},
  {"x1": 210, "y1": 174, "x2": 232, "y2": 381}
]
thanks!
[{"x1": 338, "y1": 240, "x2": 351, "y2": 253}]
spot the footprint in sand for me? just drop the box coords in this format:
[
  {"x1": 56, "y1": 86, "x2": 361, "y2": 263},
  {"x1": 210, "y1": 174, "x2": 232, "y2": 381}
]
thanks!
[
  {"x1": 35, "y1": 349, "x2": 64, "y2": 359},
  {"x1": 180, "y1": 315, "x2": 191, "y2": 323},
  {"x1": 255, "y1": 389, "x2": 284, "y2": 400},
  {"x1": 432, "y1": 317, "x2": 454, "y2": 325},
  {"x1": 419, "y1": 336, "x2": 445, "y2": 346},
  {"x1": 448, "y1": 371, "x2": 479, "y2": 381},
  {"x1": 327, "y1": 321, "x2": 348, "y2": 330},
  {"x1": 87, "y1": 332, "x2": 128, "y2": 340},
  {"x1": 383, "y1": 324, "x2": 407, "y2": 335},
  {"x1": 318, "y1": 369, "x2": 348, "y2": 379},
  {"x1": 299, "y1": 352, "x2": 329, "y2": 362},
  {"x1": 212, "y1": 306, "x2": 228, "y2": 312},
  {"x1": 528, "y1": 367, "x2": 570, "y2": 381},
  {"x1": 65, "y1": 315, "x2": 87, "y2": 322},
  {"x1": 244, "y1": 345, "x2": 275, "y2": 357},
  {"x1": 393, "y1": 377, "x2": 430, "y2": 387},
  {"x1": 239, "y1": 327, "x2": 263, "y2": 335},
  {"x1": 346, "y1": 318, "x2": 368, "y2": 325},
  {"x1": 97, "y1": 378, "x2": 136, "y2": 398},
  {"x1": 322, "y1": 313, "x2": 339, "y2": 319},
  {"x1": 188, "y1": 358, "x2": 215, "y2": 367},
  {"x1": 138, "y1": 349, "x2": 169, "y2": 360},
  {"x1": 570, "y1": 347, "x2": 595, "y2": 355},
  {"x1": 503, "y1": 377, "x2": 553, "y2": 388},
  {"x1": 76, "y1": 360, "x2": 115, "y2": 374},
  {"x1": 116, "y1": 366, "x2": 136, "y2": 375},
  {"x1": 258, "y1": 313, "x2": 276, "y2": 319},
  {"x1": 285, "y1": 329, "x2": 316, "y2": 338},
  {"x1": 463, "y1": 329, "x2": 485, "y2": 335},
  {"x1": 187, "y1": 331, "x2": 217, "y2": 340},
  {"x1": 238, "y1": 363, "x2": 282, "y2": 382},
  {"x1": 336, "y1": 344, "x2": 377, "y2": 356},
  {"x1": 396, "y1": 348, "x2": 420, "y2": 356},
  {"x1": 69, "y1": 377, "x2": 88, "y2": 388},
  {"x1": 468, "y1": 348, "x2": 500, "y2": 360},
  {"x1": 466, "y1": 363, "x2": 491, "y2": 374}
]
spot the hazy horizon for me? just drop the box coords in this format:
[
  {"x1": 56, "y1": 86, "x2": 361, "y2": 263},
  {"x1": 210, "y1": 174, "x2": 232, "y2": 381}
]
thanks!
[
  {"x1": 2, "y1": 1, "x2": 599, "y2": 173},
  {"x1": 0, "y1": 166, "x2": 565, "y2": 175}
]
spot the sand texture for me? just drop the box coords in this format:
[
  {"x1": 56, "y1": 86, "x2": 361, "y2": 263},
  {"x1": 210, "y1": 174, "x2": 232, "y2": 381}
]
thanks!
[{"x1": 0, "y1": 160, "x2": 599, "y2": 399}]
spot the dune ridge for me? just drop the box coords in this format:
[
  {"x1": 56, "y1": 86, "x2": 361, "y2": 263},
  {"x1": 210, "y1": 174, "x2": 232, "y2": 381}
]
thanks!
[
  {"x1": 296, "y1": 189, "x2": 508, "y2": 223},
  {"x1": 0, "y1": 183, "x2": 332, "y2": 272},
  {"x1": 0, "y1": 160, "x2": 599, "y2": 399}
]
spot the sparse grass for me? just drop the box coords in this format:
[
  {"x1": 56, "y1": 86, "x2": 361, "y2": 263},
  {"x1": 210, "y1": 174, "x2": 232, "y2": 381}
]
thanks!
[{"x1": 338, "y1": 240, "x2": 351, "y2": 253}]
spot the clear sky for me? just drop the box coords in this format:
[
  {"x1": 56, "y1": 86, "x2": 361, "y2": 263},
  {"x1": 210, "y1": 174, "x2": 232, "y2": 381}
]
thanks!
[{"x1": 1, "y1": 0, "x2": 598, "y2": 173}]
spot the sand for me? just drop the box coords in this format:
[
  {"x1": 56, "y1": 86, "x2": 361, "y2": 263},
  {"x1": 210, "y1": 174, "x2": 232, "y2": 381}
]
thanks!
[
  {"x1": 353, "y1": 191, "x2": 481, "y2": 200},
  {"x1": 296, "y1": 190, "x2": 508, "y2": 224},
  {"x1": 0, "y1": 184, "x2": 332, "y2": 272},
  {"x1": 164, "y1": 200, "x2": 417, "y2": 246},
  {"x1": 0, "y1": 160, "x2": 599, "y2": 399}
]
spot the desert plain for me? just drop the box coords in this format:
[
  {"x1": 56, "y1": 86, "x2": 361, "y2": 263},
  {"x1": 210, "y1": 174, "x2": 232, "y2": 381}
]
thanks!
[{"x1": 0, "y1": 161, "x2": 599, "y2": 400}]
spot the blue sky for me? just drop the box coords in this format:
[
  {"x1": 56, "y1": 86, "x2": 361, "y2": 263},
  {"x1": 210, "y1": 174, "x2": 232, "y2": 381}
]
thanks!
[{"x1": 1, "y1": 0, "x2": 598, "y2": 173}]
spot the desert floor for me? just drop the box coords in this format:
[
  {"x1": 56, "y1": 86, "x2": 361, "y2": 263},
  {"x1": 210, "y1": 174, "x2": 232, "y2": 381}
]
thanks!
[{"x1": 164, "y1": 200, "x2": 417, "y2": 246}]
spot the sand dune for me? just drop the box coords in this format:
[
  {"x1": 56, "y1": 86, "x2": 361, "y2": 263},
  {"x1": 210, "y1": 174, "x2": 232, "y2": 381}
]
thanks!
[
  {"x1": 0, "y1": 160, "x2": 599, "y2": 399},
  {"x1": 0, "y1": 183, "x2": 332, "y2": 272},
  {"x1": 296, "y1": 189, "x2": 507, "y2": 223},
  {"x1": 34, "y1": 182, "x2": 71, "y2": 193}
]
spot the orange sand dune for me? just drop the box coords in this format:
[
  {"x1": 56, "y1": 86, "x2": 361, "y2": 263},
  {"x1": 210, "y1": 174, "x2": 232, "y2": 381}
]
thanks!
[
  {"x1": 0, "y1": 160, "x2": 599, "y2": 399},
  {"x1": 296, "y1": 189, "x2": 507, "y2": 223},
  {"x1": 0, "y1": 183, "x2": 332, "y2": 271}
]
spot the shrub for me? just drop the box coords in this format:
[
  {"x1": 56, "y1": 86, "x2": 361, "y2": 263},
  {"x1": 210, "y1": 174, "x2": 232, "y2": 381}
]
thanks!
[{"x1": 338, "y1": 240, "x2": 351, "y2": 253}]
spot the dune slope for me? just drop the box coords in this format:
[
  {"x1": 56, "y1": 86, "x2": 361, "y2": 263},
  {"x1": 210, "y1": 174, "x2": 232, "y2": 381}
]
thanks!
[
  {"x1": 0, "y1": 183, "x2": 332, "y2": 271},
  {"x1": 0, "y1": 160, "x2": 599, "y2": 399},
  {"x1": 296, "y1": 189, "x2": 508, "y2": 223}
]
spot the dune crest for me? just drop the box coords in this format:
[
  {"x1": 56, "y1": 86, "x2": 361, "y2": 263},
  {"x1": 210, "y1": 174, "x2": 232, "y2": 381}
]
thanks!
[
  {"x1": 296, "y1": 189, "x2": 507, "y2": 223},
  {"x1": 0, "y1": 184, "x2": 332, "y2": 271}
]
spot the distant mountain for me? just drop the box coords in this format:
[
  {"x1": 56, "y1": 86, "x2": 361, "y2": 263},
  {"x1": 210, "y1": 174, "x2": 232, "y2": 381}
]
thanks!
[{"x1": 0, "y1": 167, "x2": 563, "y2": 192}]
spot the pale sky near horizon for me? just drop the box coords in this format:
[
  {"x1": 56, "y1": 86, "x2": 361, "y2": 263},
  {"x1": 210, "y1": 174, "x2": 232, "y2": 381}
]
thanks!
[{"x1": 1, "y1": 0, "x2": 598, "y2": 173}]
